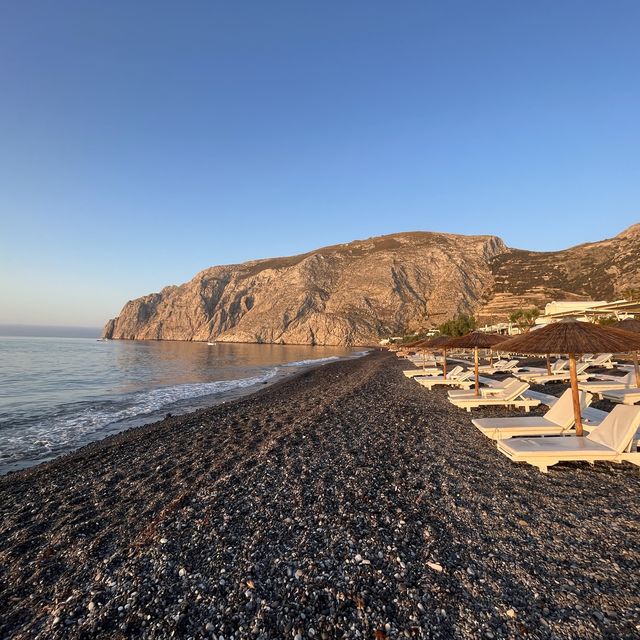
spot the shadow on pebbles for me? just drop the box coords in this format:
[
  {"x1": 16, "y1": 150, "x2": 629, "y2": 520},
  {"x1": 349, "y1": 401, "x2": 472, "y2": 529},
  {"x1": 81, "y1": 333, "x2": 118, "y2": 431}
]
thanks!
[{"x1": 1, "y1": 352, "x2": 639, "y2": 639}]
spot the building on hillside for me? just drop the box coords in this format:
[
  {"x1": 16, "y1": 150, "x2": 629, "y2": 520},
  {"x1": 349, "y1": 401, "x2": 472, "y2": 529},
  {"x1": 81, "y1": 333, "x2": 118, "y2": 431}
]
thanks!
[
  {"x1": 478, "y1": 298, "x2": 639, "y2": 335},
  {"x1": 536, "y1": 299, "x2": 640, "y2": 325}
]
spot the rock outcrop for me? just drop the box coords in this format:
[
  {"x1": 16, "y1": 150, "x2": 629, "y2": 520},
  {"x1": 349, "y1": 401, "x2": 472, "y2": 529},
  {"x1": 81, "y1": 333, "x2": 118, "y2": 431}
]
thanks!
[{"x1": 102, "y1": 224, "x2": 640, "y2": 346}]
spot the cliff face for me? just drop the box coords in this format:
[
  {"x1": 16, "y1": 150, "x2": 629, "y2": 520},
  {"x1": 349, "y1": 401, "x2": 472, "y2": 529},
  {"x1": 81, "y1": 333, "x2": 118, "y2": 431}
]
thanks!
[
  {"x1": 102, "y1": 224, "x2": 640, "y2": 346},
  {"x1": 476, "y1": 223, "x2": 640, "y2": 323},
  {"x1": 102, "y1": 232, "x2": 506, "y2": 346}
]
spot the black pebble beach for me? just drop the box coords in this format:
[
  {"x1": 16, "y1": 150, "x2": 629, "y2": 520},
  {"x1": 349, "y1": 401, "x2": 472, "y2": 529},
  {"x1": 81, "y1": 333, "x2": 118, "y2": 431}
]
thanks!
[{"x1": 1, "y1": 351, "x2": 639, "y2": 639}]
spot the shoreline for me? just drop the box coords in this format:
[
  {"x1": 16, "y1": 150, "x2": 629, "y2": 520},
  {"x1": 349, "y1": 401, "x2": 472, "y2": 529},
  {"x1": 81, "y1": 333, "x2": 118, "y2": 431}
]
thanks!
[
  {"x1": 1, "y1": 348, "x2": 370, "y2": 476},
  {"x1": 1, "y1": 352, "x2": 639, "y2": 639}
]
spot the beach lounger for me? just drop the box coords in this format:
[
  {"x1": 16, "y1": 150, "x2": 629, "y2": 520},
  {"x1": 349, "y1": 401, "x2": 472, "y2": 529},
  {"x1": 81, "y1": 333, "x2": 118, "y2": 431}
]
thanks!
[
  {"x1": 497, "y1": 405, "x2": 640, "y2": 473},
  {"x1": 520, "y1": 362, "x2": 591, "y2": 385},
  {"x1": 472, "y1": 389, "x2": 592, "y2": 440},
  {"x1": 449, "y1": 376, "x2": 513, "y2": 398},
  {"x1": 447, "y1": 378, "x2": 540, "y2": 412},
  {"x1": 583, "y1": 353, "x2": 616, "y2": 369},
  {"x1": 601, "y1": 388, "x2": 640, "y2": 406},
  {"x1": 477, "y1": 359, "x2": 509, "y2": 373},
  {"x1": 409, "y1": 365, "x2": 461, "y2": 379},
  {"x1": 477, "y1": 359, "x2": 520, "y2": 375},
  {"x1": 521, "y1": 390, "x2": 609, "y2": 427},
  {"x1": 516, "y1": 360, "x2": 568, "y2": 380},
  {"x1": 403, "y1": 367, "x2": 441, "y2": 378},
  {"x1": 408, "y1": 356, "x2": 437, "y2": 366},
  {"x1": 416, "y1": 368, "x2": 474, "y2": 390},
  {"x1": 578, "y1": 371, "x2": 635, "y2": 398}
]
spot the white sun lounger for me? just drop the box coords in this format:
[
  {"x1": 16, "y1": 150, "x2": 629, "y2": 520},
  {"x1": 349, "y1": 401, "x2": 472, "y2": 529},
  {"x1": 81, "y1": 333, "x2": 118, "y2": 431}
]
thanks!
[
  {"x1": 448, "y1": 378, "x2": 540, "y2": 412},
  {"x1": 583, "y1": 353, "x2": 616, "y2": 369},
  {"x1": 521, "y1": 390, "x2": 609, "y2": 427},
  {"x1": 403, "y1": 367, "x2": 442, "y2": 378},
  {"x1": 416, "y1": 368, "x2": 474, "y2": 390},
  {"x1": 477, "y1": 359, "x2": 520, "y2": 375},
  {"x1": 497, "y1": 405, "x2": 640, "y2": 473},
  {"x1": 520, "y1": 362, "x2": 591, "y2": 385},
  {"x1": 578, "y1": 371, "x2": 635, "y2": 398},
  {"x1": 472, "y1": 389, "x2": 592, "y2": 440},
  {"x1": 449, "y1": 376, "x2": 513, "y2": 398},
  {"x1": 601, "y1": 388, "x2": 640, "y2": 406},
  {"x1": 516, "y1": 360, "x2": 567, "y2": 380}
]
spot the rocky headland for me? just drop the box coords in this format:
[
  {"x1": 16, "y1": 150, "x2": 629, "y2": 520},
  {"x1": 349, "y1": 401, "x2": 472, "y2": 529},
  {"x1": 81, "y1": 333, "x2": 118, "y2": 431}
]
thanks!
[{"x1": 102, "y1": 224, "x2": 640, "y2": 346}]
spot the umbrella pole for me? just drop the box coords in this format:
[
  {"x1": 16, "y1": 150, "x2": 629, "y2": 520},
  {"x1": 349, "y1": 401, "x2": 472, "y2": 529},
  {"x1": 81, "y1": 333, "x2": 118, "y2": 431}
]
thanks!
[
  {"x1": 443, "y1": 348, "x2": 447, "y2": 380},
  {"x1": 634, "y1": 351, "x2": 640, "y2": 388},
  {"x1": 474, "y1": 347, "x2": 479, "y2": 397},
  {"x1": 546, "y1": 354, "x2": 551, "y2": 376},
  {"x1": 568, "y1": 352, "x2": 583, "y2": 437}
]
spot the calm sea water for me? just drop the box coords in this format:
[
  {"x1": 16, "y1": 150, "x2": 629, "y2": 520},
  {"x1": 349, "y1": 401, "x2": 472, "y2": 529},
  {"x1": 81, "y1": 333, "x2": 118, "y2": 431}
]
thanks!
[{"x1": 0, "y1": 337, "x2": 366, "y2": 474}]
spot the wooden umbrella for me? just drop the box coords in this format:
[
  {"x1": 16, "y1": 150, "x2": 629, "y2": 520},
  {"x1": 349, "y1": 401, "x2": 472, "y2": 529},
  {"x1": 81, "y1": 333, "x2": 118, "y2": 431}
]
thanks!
[
  {"x1": 423, "y1": 335, "x2": 451, "y2": 378},
  {"x1": 613, "y1": 318, "x2": 640, "y2": 387},
  {"x1": 443, "y1": 331, "x2": 505, "y2": 396},
  {"x1": 492, "y1": 321, "x2": 640, "y2": 436}
]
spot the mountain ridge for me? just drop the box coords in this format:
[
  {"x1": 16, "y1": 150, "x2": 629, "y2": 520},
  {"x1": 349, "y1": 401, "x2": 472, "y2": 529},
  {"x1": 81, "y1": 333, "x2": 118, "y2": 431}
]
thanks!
[{"x1": 103, "y1": 224, "x2": 640, "y2": 346}]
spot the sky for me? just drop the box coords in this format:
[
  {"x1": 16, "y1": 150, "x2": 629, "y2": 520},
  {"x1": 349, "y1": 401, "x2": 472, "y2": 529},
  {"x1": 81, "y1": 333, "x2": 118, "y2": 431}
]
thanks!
[{"x1": 1, "y1": 1, "x2": 639, "y2": 327}]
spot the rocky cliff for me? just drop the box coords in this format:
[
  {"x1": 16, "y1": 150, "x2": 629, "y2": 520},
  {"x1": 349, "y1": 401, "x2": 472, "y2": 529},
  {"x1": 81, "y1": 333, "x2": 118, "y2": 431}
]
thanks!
[{"x1": 102, "y1": 224, "x2": 640, "y2": 346}]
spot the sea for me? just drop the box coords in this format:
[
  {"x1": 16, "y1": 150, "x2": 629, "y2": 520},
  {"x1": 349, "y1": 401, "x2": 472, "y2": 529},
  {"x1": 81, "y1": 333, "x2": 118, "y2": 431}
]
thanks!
[{"x1": 0, "y1": 332, "x2": 367, "y2": 474}]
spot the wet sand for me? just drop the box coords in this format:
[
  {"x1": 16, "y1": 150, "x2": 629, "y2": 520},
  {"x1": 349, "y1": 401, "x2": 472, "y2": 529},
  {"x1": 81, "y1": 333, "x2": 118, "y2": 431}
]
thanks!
[{"x1": 1, "y1": 351, "x2": 639, "y2": 639}]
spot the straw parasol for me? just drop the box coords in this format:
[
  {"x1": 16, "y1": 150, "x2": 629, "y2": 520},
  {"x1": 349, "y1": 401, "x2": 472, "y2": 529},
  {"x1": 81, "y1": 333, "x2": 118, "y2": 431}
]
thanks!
[
  {"x1": 493, "y1": 321, "x2": 640, "y2": 436},
  {"x1": 424, "y1": 334, "x2": 451, "y2": 378},
  {"x1": 612, "y1": 318, "x2": 640, "y2": 387},
  {"x1": 443, "y1": 331, "x2": 505, "y2": 395}
]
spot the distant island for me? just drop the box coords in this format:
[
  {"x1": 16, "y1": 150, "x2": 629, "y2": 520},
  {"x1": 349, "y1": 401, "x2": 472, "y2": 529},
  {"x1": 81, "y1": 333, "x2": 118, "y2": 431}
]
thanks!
[{"x1": 103, "y1": 224, "x2": 640, "y2": 346}]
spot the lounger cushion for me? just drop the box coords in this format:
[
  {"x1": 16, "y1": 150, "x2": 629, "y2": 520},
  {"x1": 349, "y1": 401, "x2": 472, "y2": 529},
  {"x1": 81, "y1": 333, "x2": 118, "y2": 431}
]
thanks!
[
  {"x1": 499, "y1": 436, "x2": 615, "y2": 457},
  {"x1": 473, "y1": 416, "x2": 557, "y2": 429}
]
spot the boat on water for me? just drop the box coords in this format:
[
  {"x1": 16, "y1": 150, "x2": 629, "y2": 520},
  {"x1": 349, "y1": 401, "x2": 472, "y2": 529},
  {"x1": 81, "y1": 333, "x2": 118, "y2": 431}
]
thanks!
[{"x1": 207, "y1": 341, "x2": 217, "y2": 346}]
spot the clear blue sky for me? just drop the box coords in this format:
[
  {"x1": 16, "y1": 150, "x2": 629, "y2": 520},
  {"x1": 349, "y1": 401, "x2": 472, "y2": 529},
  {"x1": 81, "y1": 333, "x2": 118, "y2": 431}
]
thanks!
[{"x1": 1, "y1": 1, "x2": 639, "y2": 327}]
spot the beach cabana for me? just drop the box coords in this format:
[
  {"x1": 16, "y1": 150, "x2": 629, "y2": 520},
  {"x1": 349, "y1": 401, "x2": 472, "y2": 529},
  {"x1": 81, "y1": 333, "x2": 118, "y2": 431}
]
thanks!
[
  {"x1": 492, "y1": 321, "x2": 640, "y2": 436},
  {"x1": 443, "y1": 331, "x2": 505, "y2": 396}
]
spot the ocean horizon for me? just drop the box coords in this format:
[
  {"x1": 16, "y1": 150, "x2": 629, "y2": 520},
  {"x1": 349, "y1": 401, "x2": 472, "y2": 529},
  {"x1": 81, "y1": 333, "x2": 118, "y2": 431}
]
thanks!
[{"x1": 0, "y1": 324, "x2": 102, "y2": 339}]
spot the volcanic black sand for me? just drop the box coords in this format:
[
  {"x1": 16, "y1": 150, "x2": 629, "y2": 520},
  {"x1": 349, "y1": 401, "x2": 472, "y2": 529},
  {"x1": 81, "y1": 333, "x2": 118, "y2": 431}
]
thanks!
[{"x1": 1, "y1": 352, "x2": 639, "y2": 639}]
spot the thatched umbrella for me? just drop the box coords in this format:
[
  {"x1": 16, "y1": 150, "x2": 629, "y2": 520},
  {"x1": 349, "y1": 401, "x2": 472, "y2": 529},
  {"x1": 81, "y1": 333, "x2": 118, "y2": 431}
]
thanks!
[
  {"x1": 613, "y1": 318, "x2": 640, "y2": 387},
  {"x1": 423, "y1": 335, "x2": 451, "y2": 378},
  {"x1": 444, "y1": 331, "x2": 505, "y2": 396},
  {"x1": 493, "y1": 321, "x2": 640, "y2": 436}
]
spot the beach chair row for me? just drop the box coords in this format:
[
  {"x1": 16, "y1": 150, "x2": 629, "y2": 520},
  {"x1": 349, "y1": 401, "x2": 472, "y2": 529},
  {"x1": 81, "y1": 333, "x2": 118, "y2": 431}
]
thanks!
[{"x1": 407, "y1": 361, "x2": 640, "y2": 474}]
